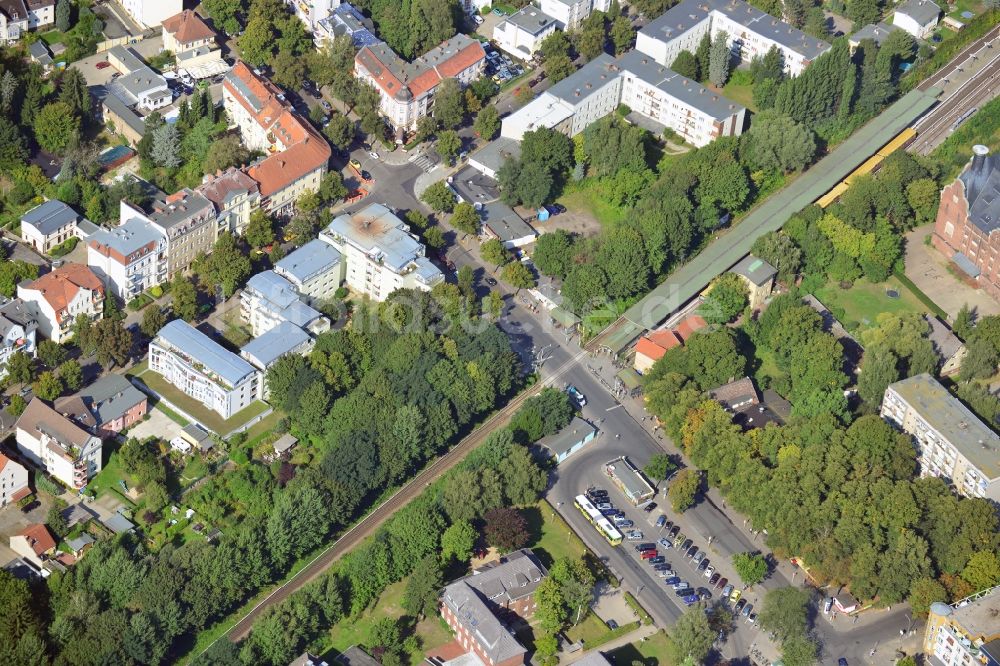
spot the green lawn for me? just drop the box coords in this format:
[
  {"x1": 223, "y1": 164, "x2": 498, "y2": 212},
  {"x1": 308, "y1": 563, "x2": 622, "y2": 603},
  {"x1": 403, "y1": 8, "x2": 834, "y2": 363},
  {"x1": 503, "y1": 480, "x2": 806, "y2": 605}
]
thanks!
[
  {"x1": 244, "y1": 410, "x2": 285, "y2": 447},
  {"x1": 134, "y1": 368, "x2": 269, "y2": 434},
  {"x1": 947, "y1": 0, "x2": 985, "y2": 19},
  {"x1": 558, "y1": 183, "x2": 630, "y2": 229},
  {"x1": 811, "y1": 276, "x2": 928, "y2": 332},
  {"x1": 608, "y1": 630, "x2": 676, "y2": 666},
  {"x1": 38, "y1": 30, "x2": 66, "y2": 45},
  {"x1": 316, "y1": 579, "x2": 454, "y2": 661},
  {"x1": 523, "y1": 500, "x2": 589, "y2": 569},
  {"x1": 87, "y1": 451, "x2": 135, "y2": 499},
  {"x1": 722, "y1": 81, "x2": 756, "y2": 112}
]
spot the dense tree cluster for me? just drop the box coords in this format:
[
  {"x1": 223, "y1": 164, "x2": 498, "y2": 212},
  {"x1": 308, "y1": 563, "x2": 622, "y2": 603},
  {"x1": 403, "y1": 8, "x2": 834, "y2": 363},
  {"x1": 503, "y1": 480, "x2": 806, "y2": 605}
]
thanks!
[{"x1": 352, "y1": 0, "x2": 460, "y2": 60}]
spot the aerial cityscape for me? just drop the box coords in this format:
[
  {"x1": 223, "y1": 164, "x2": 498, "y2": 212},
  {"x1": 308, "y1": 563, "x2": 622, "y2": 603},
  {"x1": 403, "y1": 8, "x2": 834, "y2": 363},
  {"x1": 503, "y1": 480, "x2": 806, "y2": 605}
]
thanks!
[{"x1": 0, "y1": 0, "x2": 999, "y2": 665}]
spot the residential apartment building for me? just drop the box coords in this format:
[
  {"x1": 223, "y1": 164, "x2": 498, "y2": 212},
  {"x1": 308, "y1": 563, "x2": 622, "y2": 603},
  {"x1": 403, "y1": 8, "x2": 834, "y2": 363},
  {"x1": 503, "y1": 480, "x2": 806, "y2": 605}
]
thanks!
[
  {"x1": 240, "y1": 270, "x2": 330, "y2": 337},
  {"x1": 223, "y1": 62, "x2": 331, "y2": 215},
  {"x1": 9, "y1": 524, "x2": 55, "y2": 568},
  {"x1": 135, "y1": 189, "x2": 217, "y2": 278},
  {"x1": 274, "y1": 238, "x2": 343, "y2": 304},
  {"x1": 197, "y1": 167, "x2": 261, "y2": 236},
  {"x1": 635, "y1": 0, "x2": 830, "y2": 78},
  {"x1": 0, "y1": 0, "x2": 53, "y2": 43},
  {"x1": 440, "y1": 550, "x2": 547, "y2": 666},
  {"x1": 354, "y1": 34, "x2": 486, "y2": 137},
  {"x1": 119, "y1": 0, "x2": 182, "y2": 28},
  {"x1": 15, "y1": 398, "x2": 103, "y2": 489},
  {"x1": 881, "y1": 374, "x2": 1000, "y2": 503},
  {"x1": 107, "y1": 46, "x2": 171, "y2": 112},
  {"x1": 314, "y1": 3, "x2": 378, "y2": 48},
  {"x1": 17, "y1": 263, "x2": 105, "y2": 343},
  {"x1": 88, "y1": 216, "x2": 167, "y2": 299},
  {"x1": 149, "y1": 319, "x2": 262, "y2": 420},
  {"x1": 924, "y1": 586, "x2": 1000, "y2": 666},
  {"x1": 240, "y1": 320, "x2": 314, "y2": 378},
  {"x1": 320, "y1": 204, "x2": 444, "y2": 301},
  {"x1": 932, "y1": 145, "x2": 1000, "y2": 301},
  {"x1": 161, "y1": 10, "x2": 216, "y2": 54},
  {"x1": 0, "y1": 453, "x2": 30, "y2": 507},
  {"x1": 539, "y1": 0, "x2": 610, "y2": 30},
  {"x1": 0, "y1": 297, "x2": 39, "y2": 381},
  {"x1": 493, "y1": 7, "x2": 560, "y2": 59},
  {"x1": 501, "y1": 52, "x2": 745, "y2": 148},
  {"x1": 55, "y1": 374, "x2": 148, "y2": 439},
  {"x1": 20, "y1": 200, "x2": 98, "y2": 254}
]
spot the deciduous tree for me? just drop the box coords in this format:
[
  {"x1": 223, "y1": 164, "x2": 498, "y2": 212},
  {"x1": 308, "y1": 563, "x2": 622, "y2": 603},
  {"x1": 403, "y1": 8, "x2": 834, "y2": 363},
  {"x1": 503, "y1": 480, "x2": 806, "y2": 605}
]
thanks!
[
  {"x1": 422, "y1": 181, "x2": 455, "y2": 213},
  {"x1": 34, "y1": 102, "x2": 80, "y2": 155},
  {"x1": 474, "y1": 105, "x2": 501, "y2": 140},
  {"x1": 732, "y1": 552, "x2": 768, "y2": 586},
  {"x1": 483, "y1": 507, "x2": 530, "y2": 552},
  {"x1": 440, "y1": 520, "x2": 477, "y2": 562},
  {"x1": 668, "y1": 468, "x2": 700, "y2": 512}
]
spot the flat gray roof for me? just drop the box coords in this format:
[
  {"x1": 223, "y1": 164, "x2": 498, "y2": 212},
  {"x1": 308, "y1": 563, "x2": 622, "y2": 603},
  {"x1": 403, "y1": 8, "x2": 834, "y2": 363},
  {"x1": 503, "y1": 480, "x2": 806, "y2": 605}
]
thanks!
[
  {"x1": 546, "y1": 53, "x2": 620, "y2": 106},
  {"x1": 101, "y1": 90, "x2": 147, "y2": 136},
  {"x1": 619, "y1": 50, "x2": 744, "y2": 120},
  {"x1": 470, "y1": 137, "x2": 521, "y2": 175},
  {"x1": 538, "y1": 416, "x2": 596, "y2": 457},
  {"x1": 108, "y1": 45, "x2": 145, "y2": 73},
  {"x1": 504, "y1": 7, "x2": 559, "y2": 35},
  {"x1": 89, "y1": 217, "x2": 164, "y2": 256},
  {"x1": 274, "y1": 238, "x2": 342, "y2": 285},
  {"x1": 245, "y1": 270, "x2": 325, "y2": 329},
  {"x1": 481, "y1": 202, "x2": 536, "y2": 243},
  {"x1": 325, "y1": 204, "x2": 427, "y2": 272},
  {"x1": 640, "y1": 0, "x2": 830, "y2": 61},
  {"x1": 607, "y1": 456, "x2": 655, "y2": 502},
  {"x1": 240, "y1": 321, "x2": 311, "y2": 368},
  {"x1": 729, "y1": 254, "x2": 777, "y2": 286},
  {"x1": 155, "y1": 319, "x2": 257, "y2": 388},
  {"x1": 149, "y1": 188, "x2": 213, "y2": 229},
  {"x1": 888, "y1": 374, "x2": 1000, "y2": 479},
  {"x1": 850, "y1": 21, "x2": 900, "y2": 45}
]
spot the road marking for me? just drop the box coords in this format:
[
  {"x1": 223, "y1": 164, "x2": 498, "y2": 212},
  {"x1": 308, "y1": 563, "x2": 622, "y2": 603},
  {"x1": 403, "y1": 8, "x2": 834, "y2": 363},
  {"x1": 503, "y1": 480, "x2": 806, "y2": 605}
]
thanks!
[{"x1": 606, "y1": 403, "x2": 623, "y2": 412}]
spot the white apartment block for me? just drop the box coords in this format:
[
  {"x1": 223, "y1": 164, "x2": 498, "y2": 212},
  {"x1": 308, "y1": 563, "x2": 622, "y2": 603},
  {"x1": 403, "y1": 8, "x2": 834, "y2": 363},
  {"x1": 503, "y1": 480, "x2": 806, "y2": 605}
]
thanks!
[
  {"x1": 17, "y1": 263, "x2": 105, "y2": 344},
  {"x1": 892, "y1": 0, "x2": 941, "y2": 39},
  {"x1": 354, "y1": 34, "x2": 486, "y2": 137},
  {"x1": 88, "y1": 214, "x2": 167, "y2": 299},
  {"x1": 274, "y1": 238, "x2": 343, "y2": 304},
  {"x1": 0, "y1": 453, "x2": 29, "y2": 507},
  {"x1": 196, "y1": 167, "x2": 261, "y2": 236},
  {"x1": 240, "y1": 270, "x2": 330, "y2": 338},
  {"x1": 320, "y1": 204, "x2": 444, "y2": 301},
  {"x1": 500, "y1": 52, "x2": 745, "y2": 148},
  {"x1": 119, "y1": 0, "x2": 182, "y2": 28},
  {"x1": 539, "y1": 0, "x2": 610, "y2": 30},
  {"x1": 15, "y1": 398, "x2": 102, "y2": 490},
  {"x1": 881, "y1": 374, "x2": 1000, "y2": 503},
  {"x1": 636, "y1": 0, "x2": 830, "y2": 78},
  {"x1": 19, "y1": 199, "x2": 98, "y2": 254},
  {"x1": 149, "y1": 320, "x2": 262, "y2": 421},
  {"x1": 494, "y1": 7, "x2": 560, "y2": 59},
  {"x1": 0, "y1": 0, "x2": 54, "y2": 43}
]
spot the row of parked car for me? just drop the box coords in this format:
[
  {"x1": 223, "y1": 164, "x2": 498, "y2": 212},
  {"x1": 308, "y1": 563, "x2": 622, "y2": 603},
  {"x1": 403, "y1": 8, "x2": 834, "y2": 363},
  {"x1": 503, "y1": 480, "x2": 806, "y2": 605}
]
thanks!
[{"x1": 484, "y1": 44, "x2": 523, "y2": 84}]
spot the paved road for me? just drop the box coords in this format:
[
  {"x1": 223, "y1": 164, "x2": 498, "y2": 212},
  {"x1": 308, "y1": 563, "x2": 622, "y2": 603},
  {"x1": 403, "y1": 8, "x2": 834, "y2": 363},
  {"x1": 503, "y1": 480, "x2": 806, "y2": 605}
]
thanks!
[{"x1": 912, "y1": 27, "x2": 1000, "y2": 154}]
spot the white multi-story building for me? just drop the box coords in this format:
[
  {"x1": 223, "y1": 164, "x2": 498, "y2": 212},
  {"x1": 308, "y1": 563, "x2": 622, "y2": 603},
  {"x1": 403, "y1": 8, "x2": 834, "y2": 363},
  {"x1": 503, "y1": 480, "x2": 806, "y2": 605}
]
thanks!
[
  {"x1": 354, "y1": 34, "x2": 486, "y2": 138},
  {"x1": 892, "y1": 0, "x2": 940, "y2": 39},
  {"x1": 223, "y1": 62, "x2": 330, "y2": 215},
  {"x1": 0, "y1": 297, "x2": 39, "y2": 381},
  {"x1": 20, "y1": 200, "x2": 98, "y2": 254},
  {"x1": 119, "y1": 0, "x2": 182, "y2": 28},
  {"x1": 87, "y1": 215, "x2": 167, "y2": 299},
  {"x1": 881, "y1": 374, "x2": 1000, "y2": 503},
  {"x1": 0, "y1": 452, "x2": 29, "y2": 507},
  {"x1": 240, "y1": 270, "x2": 330, "y2": 337},
  {"x1": 274, "y1": 238, "x2": 343, "y2": 304},
  {"x1": 320, "y1": 204, "x2": 444, "y2": 301},
  {"x1": 924, "y1": 587, "x2": 1000, "y2": 666},
  {"x1": 149, "y1": 320, "x2": 262, "y2": 421},
  {"x1": 135, "y1": 189, "x2": 217, "y2": 278},
  {"x1": 539, "y1": 0, "x2": 610, "y2": 30},
  {"x1": 17, "y1": 263, "x2": 105, "y2": 344},
  {"x1": 494, "y1": 7, "x2": 560, "y2": 59},
  {"x1": 635, "y1": 0, "x2": 830, "y2": 78},
  {"x1": 500, "y1": 52, "x2": 745, "y2": 147},
  {"x1": 15, "y1": 398, "x2": 102, "y2": 490},
  {"x1": 161, "y1": 10, "x2": 217, "y2": 54}
]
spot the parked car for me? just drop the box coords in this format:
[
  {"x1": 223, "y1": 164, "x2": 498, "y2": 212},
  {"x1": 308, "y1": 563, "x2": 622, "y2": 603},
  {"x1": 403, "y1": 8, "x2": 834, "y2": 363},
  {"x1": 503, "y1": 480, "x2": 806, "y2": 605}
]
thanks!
[
  {"x1": 824, "y1": 597, "x2": 834, "y2": 614},
  {"x1": 734, "y1": 599, "x2": 747, "y2": 614},
  {"x1": 640, "y1": 549, "x2": 658, "y2": 560},
  {"x1": 693, "y1": 551, "x2": 705, "y2": 565},
  {"x1": 596, "y1": 502, "x2": 613, "y2": 510},
  {"x1": 748, "y1": 612, "x2": 757, "y2": 624},
  {"x1": 616, "y1": 519, "x2": 634, "y2": 529},
  {"x1": 648, "y1": 556, "x2": 665, "y2": 565},
  {"x1": 349, "y1": 158, "x2": 362, "y2": 170},
  {"x1": 668, "y1": 525, "x2": 681, "y2": 538},
  {"x1": 663, "y1": 576, "x2": 680, "y2": 586},
  {"x1": 721, "y1": 584, "x2": 734, "y2": 598},
  {"x1": 626, "y1": 531, "x2": 644, "y2": 540},
  {"x1": 709, "y1": 573, "x2": 720, "y2": 586},
  {"x1": 485, "y1": 277, "x2": 497, "y2": 286},
  {"x1": 686, "y1": 545, "x2": 698, "y2": 559},
  {"x1": 320, "y1": 100, "x2": 332, "y2": 112},
  {"x1": 672, "y1": 581, "x2": 689, "y2": 591},
  {"x1": 742, "y1": 603, "x2": 753, "y2": 618},
  {"x1": 678, "y1": 538, "x2": 691, "y2": 552},
  {"x1": 682, "y1": 594, "x2": 700, "y2": 605},
  {"x1": 698, "y1": 558, "x2": 710, "y2": 572},
  {"x1": 566, "y1": 385, "x2": 587, "y2": 407},
  {"x1": 704, "y1": 566, "x2": 715, "y2": 578},
  {"x1": 643, "y1": 502, "x2": 657, "y2": 513},
  {"x1": 658, "y1": 537, "x2": 672, "y2": 549},
  {"x1": 730, "y1": 588, "x2": 742, "y2": 604},
  {"x1": 656, "y1": 568, "x2": 676, "y2": 577},
  {"x1": 369, "y1": 150, "x2": 379, "y2": 159},
  {"x1": 697, "y1": 588, "x2": 712, "y2": 601},
  {"x1": 96, "y1": 61, "x2": 111, "y2": 69},
  {"x1": 474, "y1": 15, "x2": 484, "y2": 24},
  {"x1": 716, "y1": 577, "x2": 728, "y2": 590},
  {"x1": 655, "y1": 515, "x2": 667, "y2": 528},
  {"x1": 635, "y1": 543, "x2": 655, "y2": 551}
]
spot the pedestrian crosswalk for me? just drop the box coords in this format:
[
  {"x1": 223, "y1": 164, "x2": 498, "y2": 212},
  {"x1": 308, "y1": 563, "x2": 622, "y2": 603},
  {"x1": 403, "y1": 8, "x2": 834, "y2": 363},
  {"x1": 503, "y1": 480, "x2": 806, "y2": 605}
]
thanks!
[{"x1": 410, "y1": 154, "x2": 436, "y2": 173}]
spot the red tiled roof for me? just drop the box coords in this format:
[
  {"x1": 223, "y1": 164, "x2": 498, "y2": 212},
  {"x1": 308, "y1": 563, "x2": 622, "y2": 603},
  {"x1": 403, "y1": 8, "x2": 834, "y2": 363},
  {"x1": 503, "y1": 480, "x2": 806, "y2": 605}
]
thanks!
[
  {"x1": 17, "y1": 523, "x2": 56, "y2": 556},
  {"x1": 20, "y1": 264, "x2": 104, "y2": 325},
  {"x1": 225, "y1": 62, "x2": 331, "y2": 198},
  {"x1": 161, "y1": 10, "x2": 215, "y2": 44},
  {"x1": 434, "y1": 42, "x2": 487, "y2": 79},
  {"x1": 635, "y1": 330, "x2": 681, "y2": 362},
  {"x1": 674, "y1": 314, "x2": 707, "y2": 342},
  {"x1": 11, "y1": 486, "x2": 32, "y2": 502}
]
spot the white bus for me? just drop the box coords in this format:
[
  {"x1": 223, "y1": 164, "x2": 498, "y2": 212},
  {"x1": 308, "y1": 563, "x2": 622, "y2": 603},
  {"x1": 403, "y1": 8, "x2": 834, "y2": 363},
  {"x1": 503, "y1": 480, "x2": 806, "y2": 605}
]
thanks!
[{"x1": 574, "y1": 494, "x2": 623, "y2": 546}]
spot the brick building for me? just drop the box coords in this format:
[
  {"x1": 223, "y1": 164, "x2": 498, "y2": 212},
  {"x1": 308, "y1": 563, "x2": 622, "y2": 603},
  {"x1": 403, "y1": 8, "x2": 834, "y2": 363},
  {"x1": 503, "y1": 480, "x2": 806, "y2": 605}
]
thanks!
[
  {"x1": 440, "y1": 549, "x2": 547, "y2": 666},
  {"x1": 933, "y1": 145, "x2": 1000, "y2": 301}
]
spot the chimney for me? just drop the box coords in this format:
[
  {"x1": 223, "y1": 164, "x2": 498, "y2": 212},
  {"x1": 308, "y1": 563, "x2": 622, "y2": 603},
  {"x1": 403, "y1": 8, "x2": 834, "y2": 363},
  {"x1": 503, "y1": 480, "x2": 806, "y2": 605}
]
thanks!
[{"x1": 971, "y1": 144, "x2": 990, "y2": 174}]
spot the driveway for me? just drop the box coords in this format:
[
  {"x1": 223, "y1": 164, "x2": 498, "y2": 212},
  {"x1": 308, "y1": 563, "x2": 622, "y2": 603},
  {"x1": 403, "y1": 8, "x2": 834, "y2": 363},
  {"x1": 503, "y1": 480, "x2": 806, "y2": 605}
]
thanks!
[
  {"x1": 904, "y1": 225, "x2": 1000, "y2": 320},
  {"x1": 590, "y1": 582, "x2": 636, "y2": 626},
  {"x1": 0, "y1": 493, "x2": 53, "y2": 566}
]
